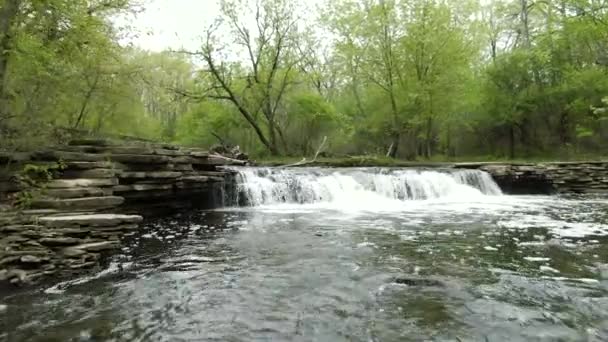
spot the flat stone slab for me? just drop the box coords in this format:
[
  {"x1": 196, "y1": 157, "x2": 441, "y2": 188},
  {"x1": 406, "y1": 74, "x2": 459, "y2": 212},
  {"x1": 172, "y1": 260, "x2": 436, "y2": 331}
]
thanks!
[
  {"x1": 119, "y1": 171, "x2": 182, "y2": 179},
  {"x1": 154, "y1": 148, "x2": 183, "y2": 156},
  {"x1": 64, "y1": 161, "x2": 115, "y2": 170},
  {"x1": 39, "y1": 214, "x2": 143, "y2": 228},
  {"x1": 189, "y1": 151, "x2": 209, "y2": 158},
  {"x1": 39, "y1": 237, "x2": 82, "y2": 246},
  {"x1": 203, "y1": 156, "x2": 247, "y2": 166},
  {"x1": 73, "y1": 241, "x2": 120, "y2": 252},
  {"x1": 180, "y1": 176, "x2": 210, "y2": 183},
  {"x1": 31, "y1": 151, "x2": 106, "y2": 162},
  {"x1": 107, "y1": 154, "x2": 170, "y2": 164},
  {"x1": 113, "y1": 184, "x2": 173, "y2": 192},
  {"x1": 45, "y1": 187, "x2": 106, "y2": 199},
  {"x1": 62, "y1": 169, "x2": 116, "y2": 179},
  {"x1": 32, "y1": 196, "x2": 124, "y2": 210},
  {"x1": 48, "y1": 178, "x2": 118, "y2": 188},
  {"x1": 0, "y1": 225, "x2": 41, "y2": 233}
]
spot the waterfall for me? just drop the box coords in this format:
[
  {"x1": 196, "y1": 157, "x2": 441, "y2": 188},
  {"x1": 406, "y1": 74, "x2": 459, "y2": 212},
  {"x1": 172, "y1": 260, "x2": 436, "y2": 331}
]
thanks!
[{"x1": 229, "y1": 167, "x2": 502, "y2": 207}]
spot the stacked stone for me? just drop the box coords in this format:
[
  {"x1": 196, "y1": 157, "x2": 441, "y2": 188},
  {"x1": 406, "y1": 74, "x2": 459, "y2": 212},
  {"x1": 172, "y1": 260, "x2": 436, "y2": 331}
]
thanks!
[
  {"x1": 0, "y1": 138, "x2": 246, "y2": 285},
  {"x1": 461, "y1": 162, "x2": 608, "y2": 194},
  {"x1": 28, "y1": 139, "x2": 244, "y2": 211},
  {"x1": 0, "y1": 211, "x2": 141, "y2": 284},
  {"x1": 540, "y1": 162, "x2": 608, "y2": 193}
]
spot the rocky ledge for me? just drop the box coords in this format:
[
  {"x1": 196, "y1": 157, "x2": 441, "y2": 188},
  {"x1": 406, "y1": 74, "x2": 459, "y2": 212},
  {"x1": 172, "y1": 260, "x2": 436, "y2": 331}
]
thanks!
[
  {"x1": 0, "y1": 139, "x2": 247, "y2": 285},
  {"x1": 0, "y1": 212, "x2": 141, "y2": 284},
  {"x1": 456, "y1": 161, "x2": 608, "y2": 194}
]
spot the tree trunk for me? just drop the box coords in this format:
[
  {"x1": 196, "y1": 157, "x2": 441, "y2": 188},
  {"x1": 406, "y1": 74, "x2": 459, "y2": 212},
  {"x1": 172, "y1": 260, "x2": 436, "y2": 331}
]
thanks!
[
  {"x1": 509, "y1": 124, "x2": 516, "y2": 159},
  {"x1": 386, "y1": 132, "x2": 400, "y2": 158},
  {"x1": 267, "y1": 119, "x2": 279, "y2": 156},
  {"x1": 425, "y1": 117, "x2": 433, "y2": 159},
  {"x1": 0, "y1": 0, "x2": 20, "y2": 125}
]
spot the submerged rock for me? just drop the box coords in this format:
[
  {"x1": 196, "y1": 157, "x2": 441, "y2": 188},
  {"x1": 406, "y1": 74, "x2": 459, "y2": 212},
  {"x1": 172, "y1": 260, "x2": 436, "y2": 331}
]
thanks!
[
  {"x1": 392, "y1": 276, "x2": 445, "y2": 287},
  {"x1": 39, "y1": 214, "x2": 143, "y2": 228},
  {"x1": 20, "y1": 255, "x2": 42, "y2": 264}
]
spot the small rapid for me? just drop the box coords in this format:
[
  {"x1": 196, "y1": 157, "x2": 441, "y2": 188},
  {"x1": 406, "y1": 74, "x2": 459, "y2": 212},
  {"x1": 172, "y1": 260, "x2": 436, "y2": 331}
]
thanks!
[{"x1": 230, "y1": 167, "x2": 502, "y2": 206}]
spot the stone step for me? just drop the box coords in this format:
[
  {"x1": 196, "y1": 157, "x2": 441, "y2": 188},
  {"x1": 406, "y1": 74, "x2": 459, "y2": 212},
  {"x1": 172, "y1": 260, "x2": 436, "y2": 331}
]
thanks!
[
  {"x1": 31, "y1": 196, "x2": 125, "y2": 210},
  {"x1": 30, "y1": 151, "x2": 106, "y2": 162},
  {"x1": 47, "y1": 178, "x2": 118, "y2": 189},
  {"x1": 107, "y1": 154, "x2": 171, "y2": 164},
  {"x1": 61, "y1": 169, "x2": 116, "y2": 179},
  {"x1": 180, "y1": 176, "x2": 224, "y2": 183},
  {"x1": 113, "y1": 184, "x2": 173, "y2": 193},
  {"x1": 39, "y1": 237, "x2": 82, "y2": 246},
  {"x1": 71, "y1": 241, "x2": 120, "y2": 252},
  {"x1": 45, "y1": 187, "x2": 107, "y2": 199},
  {"x1": 118, "y1": 171, "x2": 182, "y2": 179},
  {"x1": 64, "y1": 143, "x2": 186, "y2": 157},
  {"x1": 39, "y1": 214, "x2": 143, "y2": 228},
  {"x1": 64, "y1": 161, "x2": 116, "y2": 170}
]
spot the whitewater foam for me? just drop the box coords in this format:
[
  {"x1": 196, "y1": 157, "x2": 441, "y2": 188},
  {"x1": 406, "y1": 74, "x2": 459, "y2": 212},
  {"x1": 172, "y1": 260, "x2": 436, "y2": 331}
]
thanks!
[{"x1": 231, "y1": 167, "x2": 502, "y2": 207}]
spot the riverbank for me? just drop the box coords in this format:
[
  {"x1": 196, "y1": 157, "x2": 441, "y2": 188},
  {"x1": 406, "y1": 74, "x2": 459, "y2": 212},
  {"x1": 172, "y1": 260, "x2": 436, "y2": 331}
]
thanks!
[
  {"x1": 0, "y1": 139, "x2": 246, "y2": 286},
  {"x1": 256, "y1": 155, "x2": 608, "y2": 168}
]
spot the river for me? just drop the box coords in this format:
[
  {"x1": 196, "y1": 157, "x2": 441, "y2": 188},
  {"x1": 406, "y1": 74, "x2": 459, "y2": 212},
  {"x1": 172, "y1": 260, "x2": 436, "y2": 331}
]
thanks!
[{"x1": 1, "y1": 167, "x2": 607, "y2": 341}]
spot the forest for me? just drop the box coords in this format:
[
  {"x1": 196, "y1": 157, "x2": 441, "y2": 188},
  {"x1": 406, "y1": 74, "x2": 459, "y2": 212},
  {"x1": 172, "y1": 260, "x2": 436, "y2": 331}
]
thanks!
[{"x1": 1, "y1": 0, "x2": 608, "y2": 160}]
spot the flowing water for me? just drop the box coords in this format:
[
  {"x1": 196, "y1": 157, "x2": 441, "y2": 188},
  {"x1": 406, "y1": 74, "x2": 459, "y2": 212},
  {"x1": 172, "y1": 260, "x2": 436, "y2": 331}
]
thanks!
[{"x1": 2, "y1": 167, "x2": 608, "y2": 341}]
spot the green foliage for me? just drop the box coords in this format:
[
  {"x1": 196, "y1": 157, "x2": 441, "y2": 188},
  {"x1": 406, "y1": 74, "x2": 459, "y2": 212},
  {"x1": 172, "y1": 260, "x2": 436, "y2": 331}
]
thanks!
[
  {"x1": 13, "y1": 161, "x2": 65, "y2": 209},
  {"x1": 1, "y1": 0, "x2": 608, "y2": 161}
]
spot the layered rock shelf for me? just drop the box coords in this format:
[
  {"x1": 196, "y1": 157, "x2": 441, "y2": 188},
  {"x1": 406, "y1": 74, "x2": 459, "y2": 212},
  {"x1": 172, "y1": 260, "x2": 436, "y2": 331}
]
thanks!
[
  {"x1": 456, "y1": 161, "x2": 608, "y2": 194},
  {"x1": 0, "y1": 139, "x2": 246, "y2": 285}
]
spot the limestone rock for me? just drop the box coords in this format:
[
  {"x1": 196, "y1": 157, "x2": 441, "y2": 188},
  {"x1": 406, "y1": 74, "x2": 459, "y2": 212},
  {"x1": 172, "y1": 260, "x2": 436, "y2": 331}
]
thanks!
[
  {"x1": 39, "y1": 237, "x2": 81, "y2": 246},
  {"x1": 20, "y1": 230, "x2": 46, "y2": 239},
  {"x1": 31, "y1": 196, "x2": 125, "y2": 210},
  {"x1": 154, "y1": 148, "x2": 183, "y2": 156},
  {"x1": 113, "y1": 184, "x2": 173, "y2": 193},
  {"x1": 6, "y1": 269, "x2": 27, "y2": 283},
  {"x1": 93, "y1": 224, "x2": 139, "y2": 231},
  {"x1": 31, "y1": 150, "x2": 105, "y2": 162},
  {"x1": 64, "y1": 161, "x2": 115, "y2": 170},
  {"x1": 107, "y1": 154, "x2": 170, "y2": 164},
  {"x1": 0, "y1": 225, "x2": 40, "y2": 233},
  {"x1": 0, "y1": 256, "x2": 21, "y2": 266},
  {"x1": 3, "y1": 250, "x2": 51, "y2": 256},
  {"x1": 20, "y1": 255, "x2": 42, "y2": 263},
  {"x1": 75, "y1": 241, "x2": 120, "y2": 252},
  {"x1": 170, "y1": 164, "x2": 194, "y2": 171},
  {"x1": 189, "y1": 151, "x2": 209, "y2": 158},
  {"x1": 62, "y1": 169, "x2": 116, "y2": 179},
  {"x1": 45, "y1": 187, "x2": 106, "y2": 199},
  {"x1": 40, "y1": 214, "x2": 143, "y2": 228},
  {"x1": 179, "y1": 176, "x2": 209, "y2": 183},
  {"x1": 172, "y1": 156, "x2": 198, "y2": 164},
  {"x1": 61, "y1": 247, "x2": 86, "y2": 257},
  {"x1": 47, "y1": 178, "x2": 118, "y2": 188},
  {"x1": 119, "y1": 171, "x2": 182, "y2": 179},
  {"x1": 106, "y1": 146, "x2": 155, "y2": 155}
]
